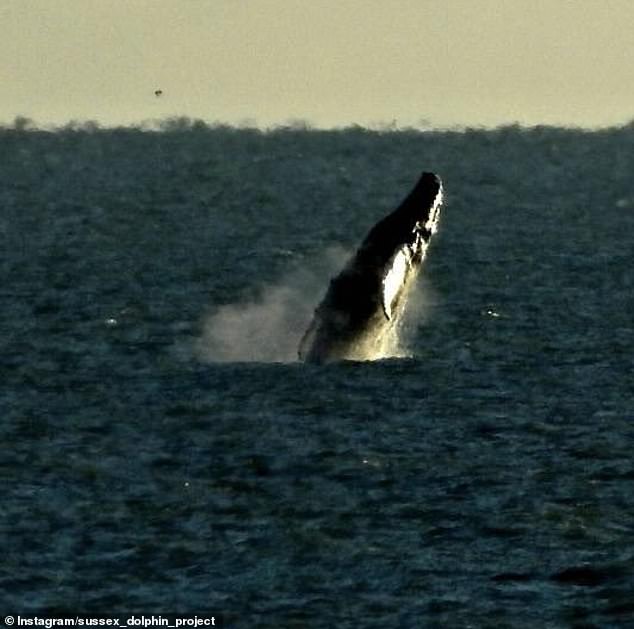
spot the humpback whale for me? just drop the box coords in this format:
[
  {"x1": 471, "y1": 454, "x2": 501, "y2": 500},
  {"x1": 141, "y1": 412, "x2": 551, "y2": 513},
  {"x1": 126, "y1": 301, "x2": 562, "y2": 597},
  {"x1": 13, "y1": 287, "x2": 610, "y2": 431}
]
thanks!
[{"x1": 298, "y1": 172, "x2": 443, "y2": 364}]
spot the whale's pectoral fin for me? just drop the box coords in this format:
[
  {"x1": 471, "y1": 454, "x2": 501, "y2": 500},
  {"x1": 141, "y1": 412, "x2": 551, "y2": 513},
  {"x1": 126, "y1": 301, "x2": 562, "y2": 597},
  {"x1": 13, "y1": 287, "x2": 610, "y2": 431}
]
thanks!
[{"x1": 381, "y1": 246, "x2": 411, "y2": 321}]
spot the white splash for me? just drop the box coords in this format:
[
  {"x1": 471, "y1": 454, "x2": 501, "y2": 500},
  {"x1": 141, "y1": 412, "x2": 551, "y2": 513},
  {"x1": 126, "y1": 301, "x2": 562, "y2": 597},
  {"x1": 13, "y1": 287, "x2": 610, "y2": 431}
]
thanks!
[{"x1": 195, "y1": 248, "x2": 349, "y2": 363}]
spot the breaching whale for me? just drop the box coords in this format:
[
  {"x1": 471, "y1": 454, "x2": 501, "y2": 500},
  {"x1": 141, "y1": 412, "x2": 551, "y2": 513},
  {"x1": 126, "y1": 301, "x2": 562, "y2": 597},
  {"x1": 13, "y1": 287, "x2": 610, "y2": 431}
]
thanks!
[{"x1": 298, "y1": 172, "x2": 443, "y2": 364}]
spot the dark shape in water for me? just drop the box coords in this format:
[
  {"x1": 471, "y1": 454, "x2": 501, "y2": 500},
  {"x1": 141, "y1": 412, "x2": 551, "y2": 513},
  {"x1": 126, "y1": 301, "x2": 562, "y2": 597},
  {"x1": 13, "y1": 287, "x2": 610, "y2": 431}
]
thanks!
[
  {"x1": 550, "y1": 565, "x2": 616, "y2": 587},
  {"x1": 299, "y1": 172, "x2": 443, "y2": 364}
]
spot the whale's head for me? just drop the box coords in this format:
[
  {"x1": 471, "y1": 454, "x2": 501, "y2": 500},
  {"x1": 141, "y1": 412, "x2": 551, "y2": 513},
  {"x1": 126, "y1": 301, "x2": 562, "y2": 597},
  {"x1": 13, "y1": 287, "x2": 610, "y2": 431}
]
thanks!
[
  {"x1": 361, "y1": 171, "x2": 443, "y2": 264},
  {"x1": 379, "y1": 172, "x2": 443, "y2": 320}
]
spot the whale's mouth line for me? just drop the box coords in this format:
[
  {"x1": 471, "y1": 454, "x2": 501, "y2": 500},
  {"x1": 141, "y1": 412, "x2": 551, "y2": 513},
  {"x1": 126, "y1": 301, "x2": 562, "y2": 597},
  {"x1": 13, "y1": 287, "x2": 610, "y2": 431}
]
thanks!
[
  {"x1": 418, "y1": 184, "x2": 443, "y2": 236},
  {"x1": 408, "y1": 183, "x2": 443, "y2": 259}
]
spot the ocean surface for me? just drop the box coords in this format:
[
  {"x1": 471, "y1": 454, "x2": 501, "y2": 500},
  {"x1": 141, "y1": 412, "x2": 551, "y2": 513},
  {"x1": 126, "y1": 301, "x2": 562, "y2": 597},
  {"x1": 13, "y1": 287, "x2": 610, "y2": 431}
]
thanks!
[{"x1": 2, "y1": 121, "x2": 634, "y2": 627}]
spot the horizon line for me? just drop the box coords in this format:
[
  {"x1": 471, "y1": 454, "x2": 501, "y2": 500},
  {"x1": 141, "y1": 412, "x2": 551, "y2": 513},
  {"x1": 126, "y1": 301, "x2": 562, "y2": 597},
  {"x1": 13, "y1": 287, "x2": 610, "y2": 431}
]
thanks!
[{"x1": 2, "y1": 114, "x2": 634, "y2": 134}]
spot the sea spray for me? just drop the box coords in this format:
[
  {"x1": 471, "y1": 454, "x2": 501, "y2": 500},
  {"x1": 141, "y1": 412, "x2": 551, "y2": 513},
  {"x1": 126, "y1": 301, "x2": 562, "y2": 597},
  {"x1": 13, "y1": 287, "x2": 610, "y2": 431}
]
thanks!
[{"x1": 195, "y1": 247, "x2": 349, "y2": 363}]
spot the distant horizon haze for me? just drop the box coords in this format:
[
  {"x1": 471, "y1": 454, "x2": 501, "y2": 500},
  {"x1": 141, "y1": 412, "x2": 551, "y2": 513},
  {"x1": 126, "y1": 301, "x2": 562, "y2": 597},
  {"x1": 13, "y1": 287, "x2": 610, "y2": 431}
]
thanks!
[{"x1": 2, "y1": 0, "x2": 633, "y2": 130}]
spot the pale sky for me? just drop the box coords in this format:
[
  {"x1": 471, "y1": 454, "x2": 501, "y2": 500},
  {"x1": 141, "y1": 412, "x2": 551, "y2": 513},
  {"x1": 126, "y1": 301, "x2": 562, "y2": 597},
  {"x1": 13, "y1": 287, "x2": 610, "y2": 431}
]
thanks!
[{"x1": 1, "y1": 0, "x2": 633, "y2": 129}]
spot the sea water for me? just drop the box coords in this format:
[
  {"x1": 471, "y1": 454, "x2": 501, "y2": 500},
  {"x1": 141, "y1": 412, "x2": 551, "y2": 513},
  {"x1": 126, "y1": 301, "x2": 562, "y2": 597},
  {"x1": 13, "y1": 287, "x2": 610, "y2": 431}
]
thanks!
[{"x1": 2, "y1": 122, "x2": 634, "y2": 627}]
